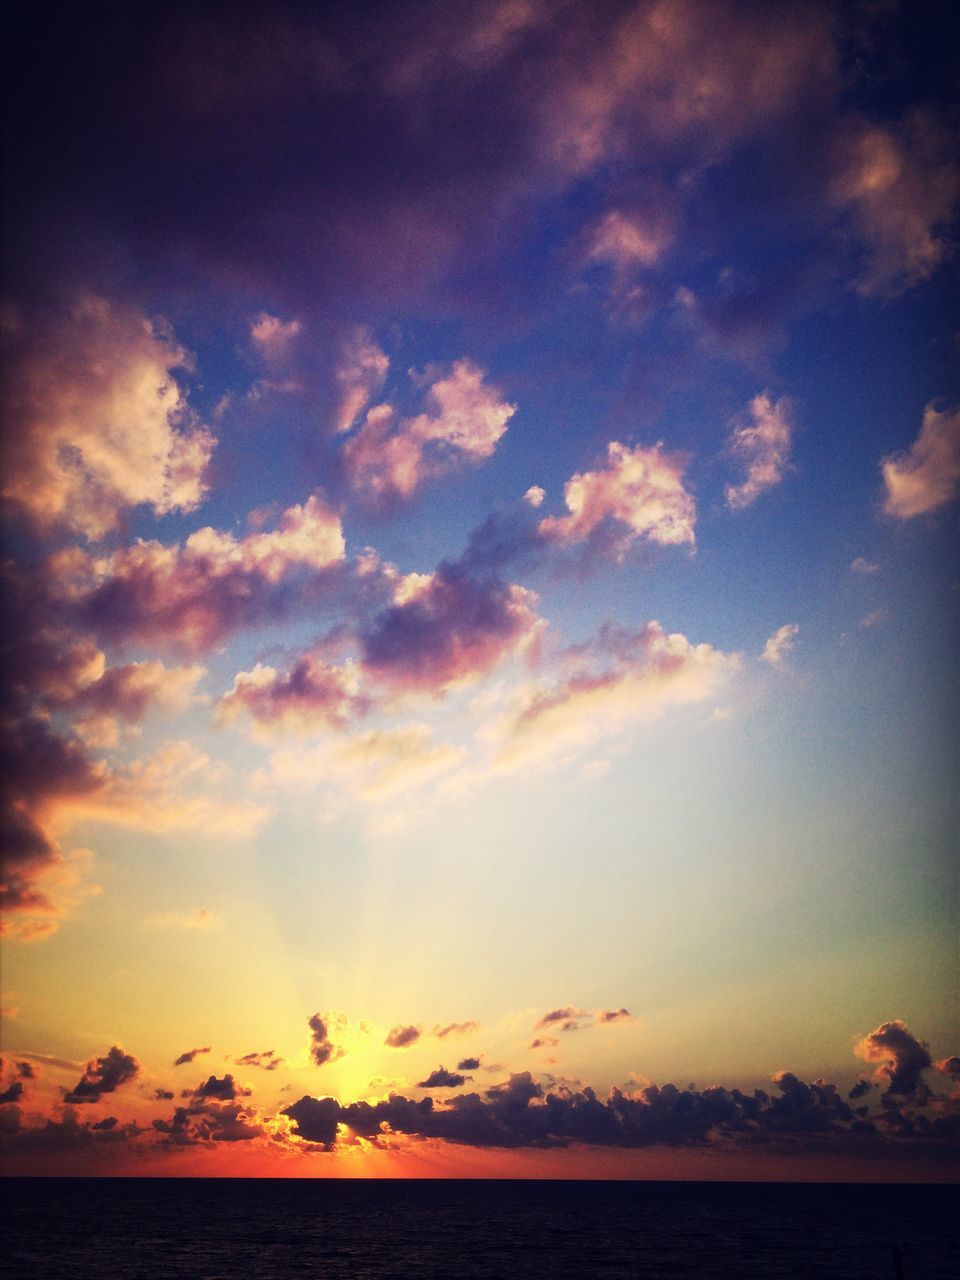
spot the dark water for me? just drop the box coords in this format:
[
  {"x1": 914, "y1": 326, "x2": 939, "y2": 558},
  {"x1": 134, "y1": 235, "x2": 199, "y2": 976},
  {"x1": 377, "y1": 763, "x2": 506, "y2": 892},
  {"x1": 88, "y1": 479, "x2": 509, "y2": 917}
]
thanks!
[{"x1": 3, "y1": 1178, "x2": 956, "y2": 1279}]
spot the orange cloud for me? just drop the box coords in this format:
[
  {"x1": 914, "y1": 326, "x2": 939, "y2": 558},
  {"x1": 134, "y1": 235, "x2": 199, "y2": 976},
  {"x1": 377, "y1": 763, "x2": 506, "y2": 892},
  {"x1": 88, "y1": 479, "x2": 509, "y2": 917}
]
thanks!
[
  {"x1": 881, "y1": 403, "x2": 960, "y2": 520},
  {"x1": 343, "y1": 359, "x2": 514, "y2": 503},
  {"x1": 724, "y1": 394, "x2": 793, "y2": 511},
  {"x1": 1, "y1": 295, "x2": 215, "y2": 540},
  {"x1": 539, "y1": 442, "x2": 695, "y2": 555}
]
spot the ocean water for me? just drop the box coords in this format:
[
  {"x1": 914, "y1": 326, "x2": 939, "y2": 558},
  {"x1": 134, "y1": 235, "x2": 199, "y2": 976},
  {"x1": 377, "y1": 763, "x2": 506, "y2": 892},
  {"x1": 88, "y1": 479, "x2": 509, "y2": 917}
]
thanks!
[{"x1": 3, "y1": 1178, "x2": 956, "y2": 1279}]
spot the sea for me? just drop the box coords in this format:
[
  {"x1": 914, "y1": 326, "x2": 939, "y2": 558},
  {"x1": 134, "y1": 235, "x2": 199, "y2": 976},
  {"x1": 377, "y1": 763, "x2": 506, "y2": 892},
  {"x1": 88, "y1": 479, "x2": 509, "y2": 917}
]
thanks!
[{"x1": 3, "y1": 1178, "x2": 956, "y2": 1279}]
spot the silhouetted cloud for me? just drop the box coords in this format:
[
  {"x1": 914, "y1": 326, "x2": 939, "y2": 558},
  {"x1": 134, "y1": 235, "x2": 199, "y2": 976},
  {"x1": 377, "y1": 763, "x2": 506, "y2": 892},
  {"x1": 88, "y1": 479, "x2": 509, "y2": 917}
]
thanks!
[
  {"x1": 193, "y1": 1074, "x2": 249, "y2": 1102},
  {"x1": 418, "y1": 1067, "x2": 470, "y2": 1089},
  {"x1": 385, "y1": 1025, "x2": 422, "y2": 1049},
  {"x1": 309, "y1": 1012, "x2": 348, "y2": 1066},
  {"x1": 457, "y1": 1058, "x2": 482, "y2": 1072},
  {"x1": 173, "y1": 1046, "x2": 211, "y2": 1067},
  {"x1": 64, "y1": 1047, "x2": 139, "y2": 1104},
  {"x1": 434, "y1": 1022, "x2": 480, "y2": 1040},
  {"x1": 856, "y1": 1020, "x2": 933, "y2": 1102},
  {"x1": 235, "y1": 1051, "x2": 284, "y2": 1072}
]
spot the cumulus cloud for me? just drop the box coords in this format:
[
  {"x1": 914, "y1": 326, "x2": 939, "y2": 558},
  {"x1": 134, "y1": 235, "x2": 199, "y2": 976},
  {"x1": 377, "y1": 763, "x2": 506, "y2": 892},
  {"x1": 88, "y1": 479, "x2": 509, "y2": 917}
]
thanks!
[
  {"x1": 850, "y1": 557, "x2": 879, "y2": 575},
  {"x1": 250, "y1": 312, "x2": 302, "y2": 364},
  {"x1": 360, "y1": 561, "x2": 541, "y2": 697},
  {"x1": 309, "y1": 1012, "x2": 348, "y2": 1067},
  {"x1": 855, "y1": 1020, "x2": 933, "y2": 1102},
  {"x1": 881, "y1": 404, "x2": 960, "y2": 520},
  {"x1": 523, "y1": 485, "x2": 545, "y2": 508},
  {"x1": 539, "y1": 442, "x2": 695, "y2": 556},
  {"x1": 333, "y1": 326, "x2": 389, "y2": 433},
  {"x1": 724, "y1": 394, "x2": 793, "y2": 510},
  {"x1": 1, "y1": 296, "x2": 215, "y2": 540},
  {"x1": 342, "y1": 359, "x2": 514, "y2": 504},
  {"x1": 193, "y1": 1074, "x2": 249, "y2": 1102},
  {"x1": 490, "y1": 621, "x2": 737, "y2": 771},
  {"x1": 385, "y1": 1025, "x2": 422, "y2": 1050},
  {"x1": 586, "y1": 209, "x2": 673, "y2": 272},
  {"x1": 457, "y1": 1057, "x2": 482, "y2": 1072},
  {"x1": 64, "y1": 1046, "x2": 140, "y2": 1104},
  {"x1": 63, "y1": 494, "x2": 345, "y2": 654},
  {"x1": 831, "y1": 113, "x2": 959, "y2": 297},
  {"x1": 218, "y1": 656, "x2": 366, "y2": 733},
  {"x1": 761, "y1": 624, "x2": 799, "y2": 669},
  {"x1": 417, "y1": 1067, "x2": 470, "y2": 1089}
]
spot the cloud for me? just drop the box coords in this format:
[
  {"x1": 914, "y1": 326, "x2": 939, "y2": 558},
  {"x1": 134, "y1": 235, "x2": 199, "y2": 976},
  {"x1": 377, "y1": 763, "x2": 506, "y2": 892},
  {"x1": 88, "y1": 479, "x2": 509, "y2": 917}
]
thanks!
[
  {"x1": 761, "y1": 624, "x2": 799, "y2": 669},
  {"x1": 724, "y1": 394, "x2": 793, "y2": 511},
  {"x1": 267, "y1": 722, "x2": 464, "y2": 811},
  {"x1": 855, "y1": 1020, "x2": 933, "y2": 1102},
  {"x1": 586, "y1": 209, "x2": 673, "y2": 272},
  {"x1": 66, "y1": 494, "x2": 345, "y2": 654},
  {"x1": 0, "y1": 1082, "x2": 25, "y2": 1104},
  {"x1": 173, "y1": 1047, "x2": 211, "y2": 1067},
  {"x1": 831, "y1": 113, "x2": 959, "y2": 297},
  {"x1": 529, "y1": 1037, "x2": 559, "y2": 1050},
  {"x1": 1, "y1": 295, "x2": 214, "y2": 540},
  {"x1": 250, "y1": 313, "x2": 302, "y2": 364},
  {"x1": 536, "y1": 1007, "x2": 585, "y2": 1029},
  {"x1": 457, "y1": 1057, "x2": 482, "y2": 1072},
  {"x1": 598, "y1": 1008, "x2": 633, "y2": 1024},
  {"x1": 64, "y1": 1046, "x2": 140, "y2": 1104},
  {"x1": 360, "y1": 561, "x2": 541, "y2": 697},
  {"x1": 309, "y1": 1012, "x2": 348, "y2": 1067},
  {"x1": 523, "y1": 485, "x2": 545, "y2": 508},
  {"x1": 850, "y1": 557, "x2": 879, "y2": 575},
  {"x1": 218, "y1": 656, "x2": 366, "y2": 734},
  {"x1": 235, "y1": 1051, "x2": 284, "y2": 1072},
  {"x1": 146, "y1": 908, "x2": 221, "y2": 931},
  {"x1": 490, "y1": 621, "x2": 737, "y2": 771},
  {"x1": 881, "y1": 404, "x2": 960, "y2": 520},
  {"x1": 417, "y1": 1067, "x2": 470, "y2": 1089},
  {"x1": 434, "y1": 1022, "x2": 480, "y2": 1040},
  {"x1": 193, "y1": 1074, "x2": 249, "y2": 1102},
  {"x1": 385, "y1": 1025, "x2": 422, "y2": 1050},
  {"x1": 66, "y1": 659, "x2": 206, "y2": 748},
  {"x1": 333, "y1": 327, "x2": 389, "y2": 433},
  {"x1": 538, "y1": 442, "x2": 695, "y2": 556},
  {"x1": 342, "y1": 359, "x2": 514, "y2": 504}
]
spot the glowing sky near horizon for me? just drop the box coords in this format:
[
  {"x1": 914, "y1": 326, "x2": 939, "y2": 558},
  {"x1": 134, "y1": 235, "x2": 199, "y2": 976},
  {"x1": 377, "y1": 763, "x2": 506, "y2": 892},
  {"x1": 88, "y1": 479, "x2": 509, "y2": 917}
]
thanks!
[{"x1": 0, "y1": 0, "x2": 957, "y2": 1178}]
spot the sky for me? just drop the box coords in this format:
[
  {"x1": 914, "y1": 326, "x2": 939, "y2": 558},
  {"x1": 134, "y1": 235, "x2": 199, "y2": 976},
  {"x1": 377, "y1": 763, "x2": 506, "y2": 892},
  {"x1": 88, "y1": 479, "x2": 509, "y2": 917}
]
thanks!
[{"x1": 0, "y1": 0, "x2": 957, "y2": 1179}]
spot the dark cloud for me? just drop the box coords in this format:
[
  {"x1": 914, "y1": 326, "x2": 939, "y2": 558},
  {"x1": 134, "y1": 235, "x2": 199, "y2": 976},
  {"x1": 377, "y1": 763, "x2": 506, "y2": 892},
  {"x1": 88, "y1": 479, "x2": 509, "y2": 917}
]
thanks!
[
  {"x1": 235, "y1": 1050, "x2": 284, "y2": 1072},
  {"x1": 848, "y1": 1079, "x2": 874, "y2": 1100},
  {"x1": 457, "y1": 1058, "x2": 482, "y2": 1072},
  {"x1": 384, "y1": 1025, "x2": 422, "y2": 1049},
  {"x1": 417, "y1": 1067, "x2": 469, "y2": 1089},
  {"x1": 16, "y1": 1061, "x2": 36, "y2": 1079},
  {"x1": 174, "y1": 1046, "x2": 211, "y2": 1067},
  {"x1": 64, "y1": 1046, "x2": 139, "y2": 1104},
  {"x1": 0, "y1": 1106, "x2": 139, "y2": 1153},
  {"x1": 0, "y1": 1082, "x2": 25, "y2": 1104},
  {"x1": 153, "y1": 1098, "x2": 264, "y2": 1145},
  {"x1": 529, "y1": 1037, "x2": 559, "y2": 1050},
  {"x1": 154, "y1": 1088, "x2": 175, "y2": 1101},
  {"x1": 282, "y1": 1058, "x2": 960, "y2": 1155},
  {"x1": 856, "y1": 1021, "x2": 933, "y2": 1102},
  {"x1": 361, "y1": 561, "x2": 539, "y2": 697},
  {"x1": 309, "y1": 1012, "x2": 347, "y2": 1066},
  {"x1": 193, "y1": 1074, "x2": 249, "y2": 1102}
]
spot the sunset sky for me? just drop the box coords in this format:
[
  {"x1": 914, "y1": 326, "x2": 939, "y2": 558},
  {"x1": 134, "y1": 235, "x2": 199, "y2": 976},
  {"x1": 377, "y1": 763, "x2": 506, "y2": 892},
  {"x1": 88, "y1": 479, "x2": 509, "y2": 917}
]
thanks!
[{"x1": 1, "y1": 0, "x2": 957, "y2": 1179}]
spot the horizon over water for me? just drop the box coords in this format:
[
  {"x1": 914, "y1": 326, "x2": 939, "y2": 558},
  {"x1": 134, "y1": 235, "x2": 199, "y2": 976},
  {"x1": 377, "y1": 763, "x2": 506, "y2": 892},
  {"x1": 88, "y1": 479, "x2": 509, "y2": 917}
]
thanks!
[{"x1": 5, "y1": 1177, "x2": 956, "y2": 1279}]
